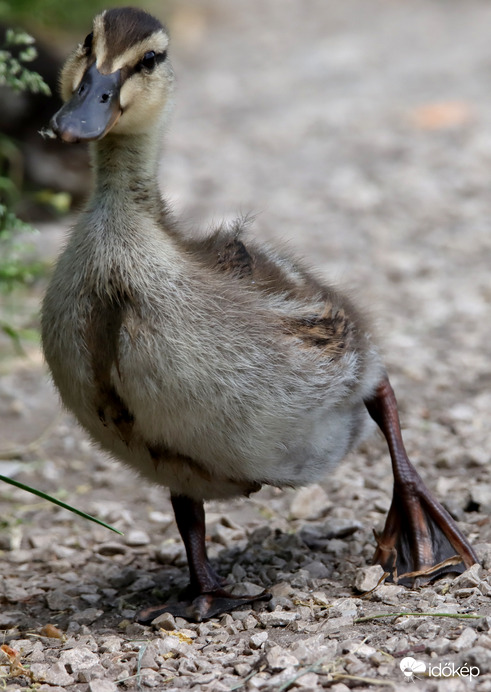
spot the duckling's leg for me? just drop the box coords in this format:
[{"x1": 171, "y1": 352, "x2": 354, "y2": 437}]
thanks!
[
  {"x1": 136, "y1": 495, "x2": 271, "y2": 624},
  {"x1": 365, "y1": 376, "x2": 478, "y2": 584}
]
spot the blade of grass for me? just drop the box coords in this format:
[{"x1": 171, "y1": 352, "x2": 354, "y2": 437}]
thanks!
[
  {"x1": 355, "y1": 611, "x2": 481, "y2": 623},
  {"x1": 0, "y1": 474, "x2": 123, "y2": 534}
]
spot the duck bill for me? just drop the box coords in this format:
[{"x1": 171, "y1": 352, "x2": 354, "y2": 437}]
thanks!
[{"x1": 50, "y1": 63, "x2": 122, "y2": 143}]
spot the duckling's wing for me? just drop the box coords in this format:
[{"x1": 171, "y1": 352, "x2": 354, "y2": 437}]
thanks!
[{"x1": 184, "y1": 219, "x2": 372, "y2": 370}]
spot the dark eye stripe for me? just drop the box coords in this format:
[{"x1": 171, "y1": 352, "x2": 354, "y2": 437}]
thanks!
[{"x1": 83, "y1": 32, "x2": 93, "y2": 53}]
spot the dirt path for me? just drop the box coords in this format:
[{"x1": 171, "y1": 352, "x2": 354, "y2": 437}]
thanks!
[{"x1": 1, "y1": 1, "x2": 490, "y2": 690}]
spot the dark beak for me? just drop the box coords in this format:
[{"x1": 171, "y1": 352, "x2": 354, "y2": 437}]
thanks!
[{"x1": 50, "y1": 63, "x2": 122, "y2": 143}]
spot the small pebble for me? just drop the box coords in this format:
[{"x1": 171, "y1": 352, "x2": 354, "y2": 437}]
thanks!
[
  {"x1": 152, "y1": 612, "x2": 176, "y2": 631},
  {"x1": 354, "y1": 564, "x2": 385, "y2": 592},
  {"x1": 451, "y1": 626, "x2": 478, "y2": 652},
  {"x1": 124, "y1": 530, "x2": 150, "y2": 546},
  {"x1": 97, "y1": 542, "x2": 127, "y2": 556},
  {"x1": 30, "y1": 662, "x2": 74, "y2": 687},
  {"x1": 249, "y1": 631, "x2": 268, "y2": 649},
  {"x1": 148, "y1": 511, "x2": 173, "y2": 528},
  {"x1": 266, "y1": 645, "x2": 299, "y2": 671},
  {"x1": 303, "y1": 559, "x2": 331, "y2": 579},
  {"x1": 46, "y1": 589, "x2": 75, "y2": 611},
  {"x1": 89, "y1": 680, "x2": 119, "y2": 692},
  {"x1": 156, "y1": 541, "x2": 182, "y2": 564},
  {"x1": 258, "y1": 610, "x2": 299, "y2": 627},
  {"x1": 322, "y1": 615, "x2": 354, "y2": 634}
]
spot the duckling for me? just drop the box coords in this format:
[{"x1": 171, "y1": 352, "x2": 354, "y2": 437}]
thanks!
[{"x1": 41, "y1": 7, "x2": 477, "y2": 623}]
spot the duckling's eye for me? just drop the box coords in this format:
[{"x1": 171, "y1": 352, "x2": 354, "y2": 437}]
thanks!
[
  {"x1": 140, "y1": 51, "x2": 156, "y2": 71},
  {"x1": 83, "y1": 32, "x2": 93, "y2": 54},
  {"x1": 134, "y1": 50, "x2": 167, "y2": 74}
]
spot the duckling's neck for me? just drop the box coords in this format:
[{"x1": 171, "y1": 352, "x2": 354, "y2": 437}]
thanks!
[{"x1": 89, "y1": 132, "x2": 163, "y2": 217}]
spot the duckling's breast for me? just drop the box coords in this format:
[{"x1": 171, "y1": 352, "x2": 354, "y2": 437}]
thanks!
[{"x1": 41, "y1": 225, "x2": 384, "y2": 500}]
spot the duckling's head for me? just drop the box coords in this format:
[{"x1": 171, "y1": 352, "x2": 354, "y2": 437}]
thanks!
[{"x1": 50, "y1": 7, "x2": 173, "y2": 143}]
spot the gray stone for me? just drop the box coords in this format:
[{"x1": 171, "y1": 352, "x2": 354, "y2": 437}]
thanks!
[
  {"x1": 28, "y1": 642, "x2": 46, "y2": 663},
  {"x1": 269, "y1": 582, "x2": 293, "y2": 598},
  {"x1": 125, "y1": 529, "x2": 151, "y2": 546},
  {"x1": 450, "y1": 626, "x2": 478, "y2": 652},
  {"x1": 292, "y1": 635, "x2": 337, "y2": 664},
  {"x1": 97, "y1": 542, "x2": 127, "y2": 555},
  {"x1": 46, "y1": 589, "x2": 75, "y2": 611},
  {"x1": 354, "y1": 564, "x2": 385, "y2": 593},
  {"x1": 303, "y1": 559, "x2": 331, "y2": 579},
  {"x1": 81, "y1": 593, "x2": 102, "y2": 606},
  {"x1": 152, "y1": 611, "x2": 177, "y2": 631},
  {"x1": 77, "y1": 665, "x2": 106, "y2": 682},
  {"x1": 30, "y1": 662, "x2": 75, "y2": 686},
  {"x1": 294, "y1": 671, "x2": 320, "y2": 688},
  {"x1": 138, "y1": 644, "x2": 159, "y2": 670},
  {"x1": 371, "y1": 584, "x2": 405, "y2": 604},
  {"x1": 230, "y1": 581, "x2": 265, "y2": 597},
  {"x1": 322, "y1": 615, "x2": 354, "y2": 634},
  {"x1": 3, "y1": 581, "x2": 29, "y2": 602},
  {"x1": 108, "y1": 567, "x2": 138, "y2": 588},
  {"x1": 234, "y1": 662, "x2": 251, "y2": 676},
  {"x1": 330, "y1": 597, "x2": 360, "y2": 618},
  {"x1": 28, "y1": 533, "x2": 54, "y2": 549},
  {"x1": 158, "y1": 635, "x2": 192, "y2": 656},
  {"x1": 210, "y1": 522, "x2": 245, "y2": 546},
  {"x1": 243, "y1": 614, "x2": 259, "y2": 630},
  {"x1": 0, "y1": 610, "x2": 28, "y2": 628},
  {"x1": 0, "y1": 525, "x2": 22, "y2": 551},
  {"x1": 148, "y1": 511, "x2": 174, "y2": 529},
  {"x1": 457, "y1": 646, "x2": 491, "y2": 674},
  {"x1": 70, "y1": 608, "x2": 103, "y2": 624},
  {"x1": 249, "y1": 631, "x2": 268, "y2": 649},
  {"x1": 450, "y1": 563, "x2": 483, "y2": 590},
  {"x1": 258, "y1": 610, "x2": 299, "y2": 627},
  {"x1": 89, "y1": 680, "x2": 119, "y2": 692},
  {"x1": 156, "y1": 541, "x2": 182, "y2": 564},
  {"x1": 99, "y1": 637, "x2": 122, "y2": 654},
  {"x1": 60, "y1": 646, "x2": 100, "y2": 673}
]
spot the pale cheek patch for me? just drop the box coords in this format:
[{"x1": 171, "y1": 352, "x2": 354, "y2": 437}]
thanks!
[
  {"x1": 119, "y1": 80, "x2": 135, "y2": 111},
  {"x1": 119, "y1": 74, "x2": 162, "y2": 109},
  {"x1": 116, "y1": 78, "x2": 169, "y2": 135}
]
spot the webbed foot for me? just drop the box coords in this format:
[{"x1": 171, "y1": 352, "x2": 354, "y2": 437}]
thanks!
[
  {"x1": 365, "y1": 377, "x2": 477, "y2": 585},
  {"x1": 136, "y1": 494, "x2": 271, "y2": 625},
  {"x1": 136, "y1": 588, "x2": 271, "y2": 624}
]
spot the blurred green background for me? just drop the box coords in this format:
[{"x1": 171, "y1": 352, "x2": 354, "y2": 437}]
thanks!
[{"x1": 0, "y1": 0, "x2": 171, "y2": 35}]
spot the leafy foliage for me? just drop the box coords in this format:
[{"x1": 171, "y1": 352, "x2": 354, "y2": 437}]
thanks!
[
  {"x1": 0, "y1": 28, "x2": 51, "y2": 94},
  {"x1": 0, "y1": 29, "x2": 50, "y2": 347}
]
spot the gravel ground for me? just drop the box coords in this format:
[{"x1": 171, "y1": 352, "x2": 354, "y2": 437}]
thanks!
[{"x1": 1, "y1": 0, "x2": 491, "y2": 690}]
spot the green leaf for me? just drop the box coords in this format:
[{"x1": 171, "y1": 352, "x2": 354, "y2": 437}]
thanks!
[{"x1": 0, "y1": 474, "x2": 124, "y2": 535}]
